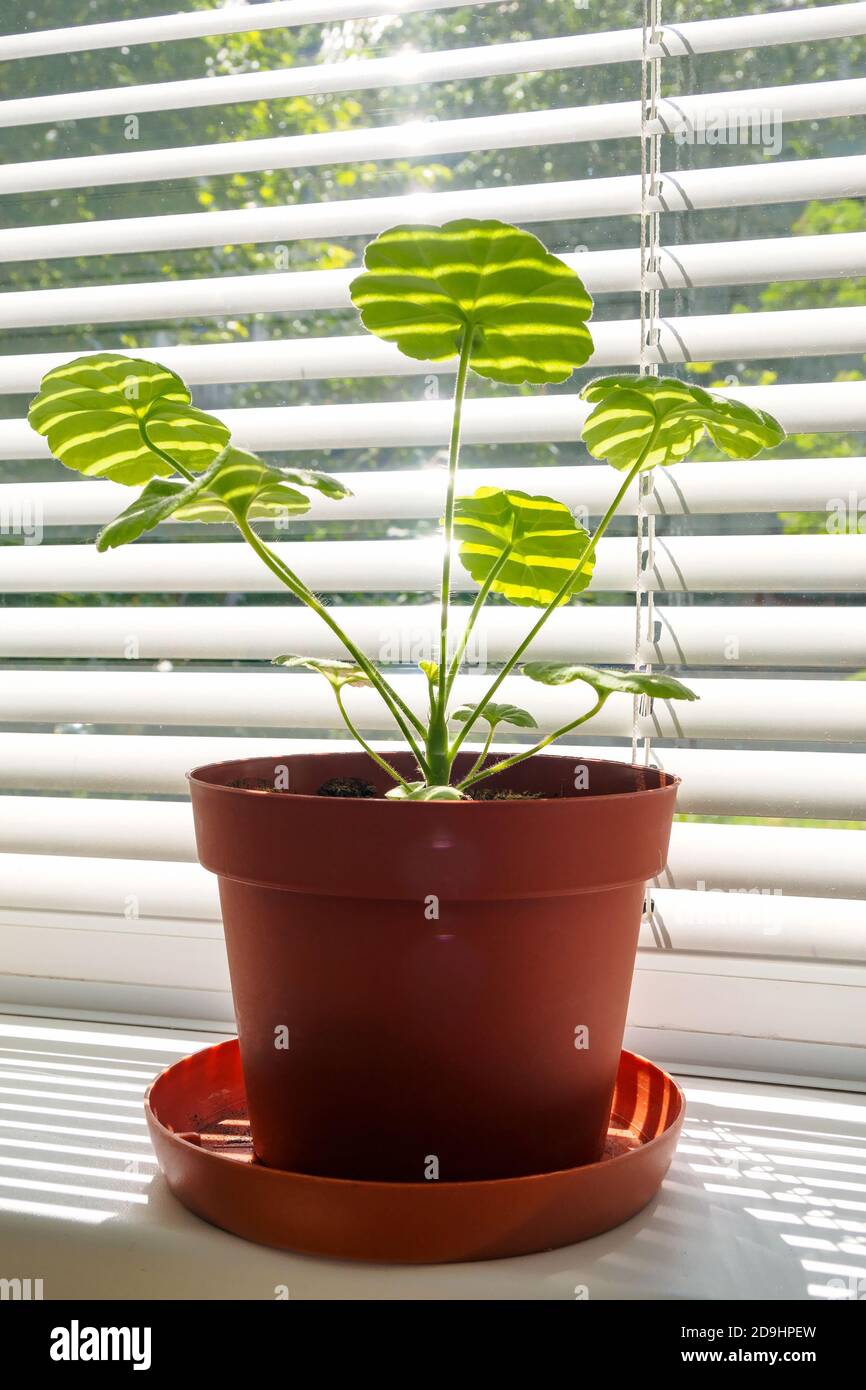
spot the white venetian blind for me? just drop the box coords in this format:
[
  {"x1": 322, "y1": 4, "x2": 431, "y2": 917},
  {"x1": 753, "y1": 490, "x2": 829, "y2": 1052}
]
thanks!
[{"x1": 0, "y1": 1, "x2": 864, "y2": 1074}]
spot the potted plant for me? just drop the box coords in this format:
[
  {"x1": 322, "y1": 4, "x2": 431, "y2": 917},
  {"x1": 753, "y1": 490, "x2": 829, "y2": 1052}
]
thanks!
[{"x1": 29, "y1": 220, "x2": 784, "y2": 1183}]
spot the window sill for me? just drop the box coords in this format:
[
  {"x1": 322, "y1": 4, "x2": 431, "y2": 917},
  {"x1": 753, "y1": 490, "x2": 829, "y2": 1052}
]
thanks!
[{"x1": 1, "y1": 1014, "x2": 864, "y2": 1301}]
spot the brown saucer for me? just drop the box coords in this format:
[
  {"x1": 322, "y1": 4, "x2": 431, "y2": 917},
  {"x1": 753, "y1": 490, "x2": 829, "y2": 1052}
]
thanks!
[{"x1": 145, "y1": 1040, "x2": 684, "y2": 1263}]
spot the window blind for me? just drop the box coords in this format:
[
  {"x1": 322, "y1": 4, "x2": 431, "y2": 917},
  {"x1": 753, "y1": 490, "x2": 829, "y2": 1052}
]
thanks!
[{"x1": 0, "y1": 1, "x2": 864, "y2": 1079}]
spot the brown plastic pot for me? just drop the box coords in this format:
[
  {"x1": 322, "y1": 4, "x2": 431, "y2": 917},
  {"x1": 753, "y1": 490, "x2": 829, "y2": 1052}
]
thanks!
[{"x1": 188, "y1": 751, "x2": 678, "y2": 1183}]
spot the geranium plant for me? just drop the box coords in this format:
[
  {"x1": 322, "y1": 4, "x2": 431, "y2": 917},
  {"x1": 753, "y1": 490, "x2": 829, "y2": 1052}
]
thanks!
[{"x1": 28, "y1": 220, "x2": 784, "y2": 799}]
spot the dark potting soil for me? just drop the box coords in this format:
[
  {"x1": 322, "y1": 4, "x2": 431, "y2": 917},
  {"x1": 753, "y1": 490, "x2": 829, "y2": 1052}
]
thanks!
[
  {"x1": 226, "y1": 777, "x2": 280, "y2": 792},
  {"x1": 225, "y1": 777, "x2": 553, "y2": 800},
  {"x1": 314, "y1": 783, "x2": 552, "y2": 800},
  {"x1": 467, "y1": 788, "x2": 548, "y2": 801},
  {"x1": 316, "y1": 776, "x2": 378, "y2": 798}
]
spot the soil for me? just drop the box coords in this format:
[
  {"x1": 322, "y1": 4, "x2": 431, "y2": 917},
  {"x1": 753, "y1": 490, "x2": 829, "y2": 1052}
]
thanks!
[
  {"x1": 316, "y1": 776, "x2": 377, "y2": 798},
  {"x1": 225, "y1": 776, "x2": 550, "y2": 800},
  {"x1": 467, "y1": 788, "x2": 548, "y2": 801}
]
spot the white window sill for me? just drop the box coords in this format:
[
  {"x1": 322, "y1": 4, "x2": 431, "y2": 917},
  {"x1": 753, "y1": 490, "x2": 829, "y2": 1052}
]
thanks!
[{"x1": 1, "y1": 1014, "x2": 864, "y2": 1302}]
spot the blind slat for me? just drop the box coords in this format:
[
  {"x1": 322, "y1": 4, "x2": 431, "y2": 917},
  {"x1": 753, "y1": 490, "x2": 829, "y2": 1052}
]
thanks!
[
  {"x1": 6, "y1": 0, "x2": 864, "y2": 63},
  {"x1": 3, "y1": 156, "x2": 863, "y2": 263},
  {"x1": 3, "y1": 81, "x2": 864, "y2": 196},
  {"x1": 3, "y1": 535, "x2": 864, "y2": 594},
  {"x1": 4, "y1": 307, "x2": 864, "y2": 381},
  {"x1": 3, "y1": 233, "x2": 863, "y2": 336},
  {"x1": 0, "y1": 852, "x2": 217, "y2": 919},
  {"x1": 0, "y1": 671, "x2": 860, "y2": 741},
  {"x1": 644, "y1": 891, "x2": 866, "y2": 963},
  {"x1": 5, "y1": 457, "x2": 863, "y2": 523},
  {"x1": 0, "y1": 0, "x2": 505, "y2": 61},
  {"x1": 0, "y1": 604, "x2": 860, "y2": 666},
  {"x1": 2, "y1": 382, "x2": 863, "y2": 459}
]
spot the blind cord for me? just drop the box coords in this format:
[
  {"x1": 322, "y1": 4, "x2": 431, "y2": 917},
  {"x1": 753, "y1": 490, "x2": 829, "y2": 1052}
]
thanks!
[{"x1": 637, "y1": 0, "x2": 666, "y2": 943}]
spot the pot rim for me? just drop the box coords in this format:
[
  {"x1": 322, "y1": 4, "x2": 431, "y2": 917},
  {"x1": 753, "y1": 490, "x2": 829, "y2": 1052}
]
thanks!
[{"x1": 187, "y1": 750, "x2": 680, "y2": 805}]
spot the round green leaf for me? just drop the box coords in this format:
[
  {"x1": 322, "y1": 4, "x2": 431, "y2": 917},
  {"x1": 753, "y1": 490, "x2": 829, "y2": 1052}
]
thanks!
[
  {"x1": 173, "y1": 451, "x2": 350, "y2": 525},
  {"x1": 349, "y1": 220, "x2": 594, "y2": 384},
  {"x1": 28, "y1": 353, "x2": 230, "y2": 484},
  {"x1": 273, "y1": 655, "x2": 372, "y2": 691},
  {"x1": 580, "y1": 375, "x2": 785, "y2": 471},
  {"x1": 451, "y1": 702, "x2": 537, "y2": 730},
  {"x1": 97, "y1": 474, "x2": 213, "y2": 552},
  {"x1": 453, "y1": 487, "x2": 595, "y2": 607},
  {"x1": 96, "y1": 447, "x2": 350, "y2": 550},
  {"x1": 523, "y1": 662, "x2": 698, "y2": 701}
]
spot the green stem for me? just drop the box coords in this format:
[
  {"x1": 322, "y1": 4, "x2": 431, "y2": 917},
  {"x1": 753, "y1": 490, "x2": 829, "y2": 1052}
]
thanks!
[
  {"x1": 464, "y1": 722, "x2": 495, "y2": 782},
  {"x1": 444, "y1": 544, "x2": 512, "y2": 700},
  {"x1": 140, "y1": 434, "x2": 428, "y2": 767},
  {"x1": 436, "y1": 327, "x2": 476, "y2": 714},
  {"x1": 334, "y1": 689, "x2": 411, "y2": 790},
  {"x1": 236, "y1": 516, "x2": 430, "y2": 774},
  {"x1": 450, "y1": 447, "x2": 651, "y2": 757},
  {"x1": 422, "y1": 664, "x2": 438, "y2": 720},
  {"x1": 140, "y1": 422, "x2": 197, "y2": 484},
  {"x1": 457, "y1": 695, "x2": 609, "y2": 791},
  {"x1": 423, "y1": 328, "x2": 476, "y2": 786}
]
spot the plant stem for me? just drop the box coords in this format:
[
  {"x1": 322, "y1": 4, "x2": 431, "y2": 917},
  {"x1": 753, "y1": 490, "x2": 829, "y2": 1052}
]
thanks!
[
  {"x1": 334, "y1": 689, "x2": 411, "y2": 790},
  {"x1": 463, "y1": 722, "x2": 496, "y2": 782},
  {"x1": 140, "y1": 422, "x2": 197, "y2": 484},
  {"x1": 450, "y1": 447, "x2": 651, "y2": 757},
  {"x1": 438, "y1": 327, "x2": 476, "y2": 691},
  {"x1": 444, "y1": 544, "x2": 511, "y2": 700},
  {"x1": 146, "y1": 435, "x2": 430, "y2": 773},
  {"x1": 236, "y1": 516, "x2": 430, "y2": 774},
  {"x1": 426, "y1": 327, "x2": 476, "y2": 784},
  {"x1": 422, "y1": 663, "x2": 438, "y2": 720},
  {"x1": 457, "y1": 695, "x2": 609, "y2": 790}
]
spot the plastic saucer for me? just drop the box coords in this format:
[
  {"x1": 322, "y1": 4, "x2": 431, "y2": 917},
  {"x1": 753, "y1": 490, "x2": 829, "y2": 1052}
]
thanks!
[{"x1": 145, "y1": 1040, "x2": 684, "y2": 1263}]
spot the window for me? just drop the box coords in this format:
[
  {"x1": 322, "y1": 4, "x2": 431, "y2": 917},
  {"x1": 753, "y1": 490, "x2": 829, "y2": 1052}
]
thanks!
[{"x1": 0, "y1": 0, "x2": 864, "y2": 1082}]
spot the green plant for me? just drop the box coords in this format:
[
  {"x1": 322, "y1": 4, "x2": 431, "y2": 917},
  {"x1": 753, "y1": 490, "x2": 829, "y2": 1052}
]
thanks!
[{"x1": 28, "y1": 220, "x2": 785, "y2": 799}]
